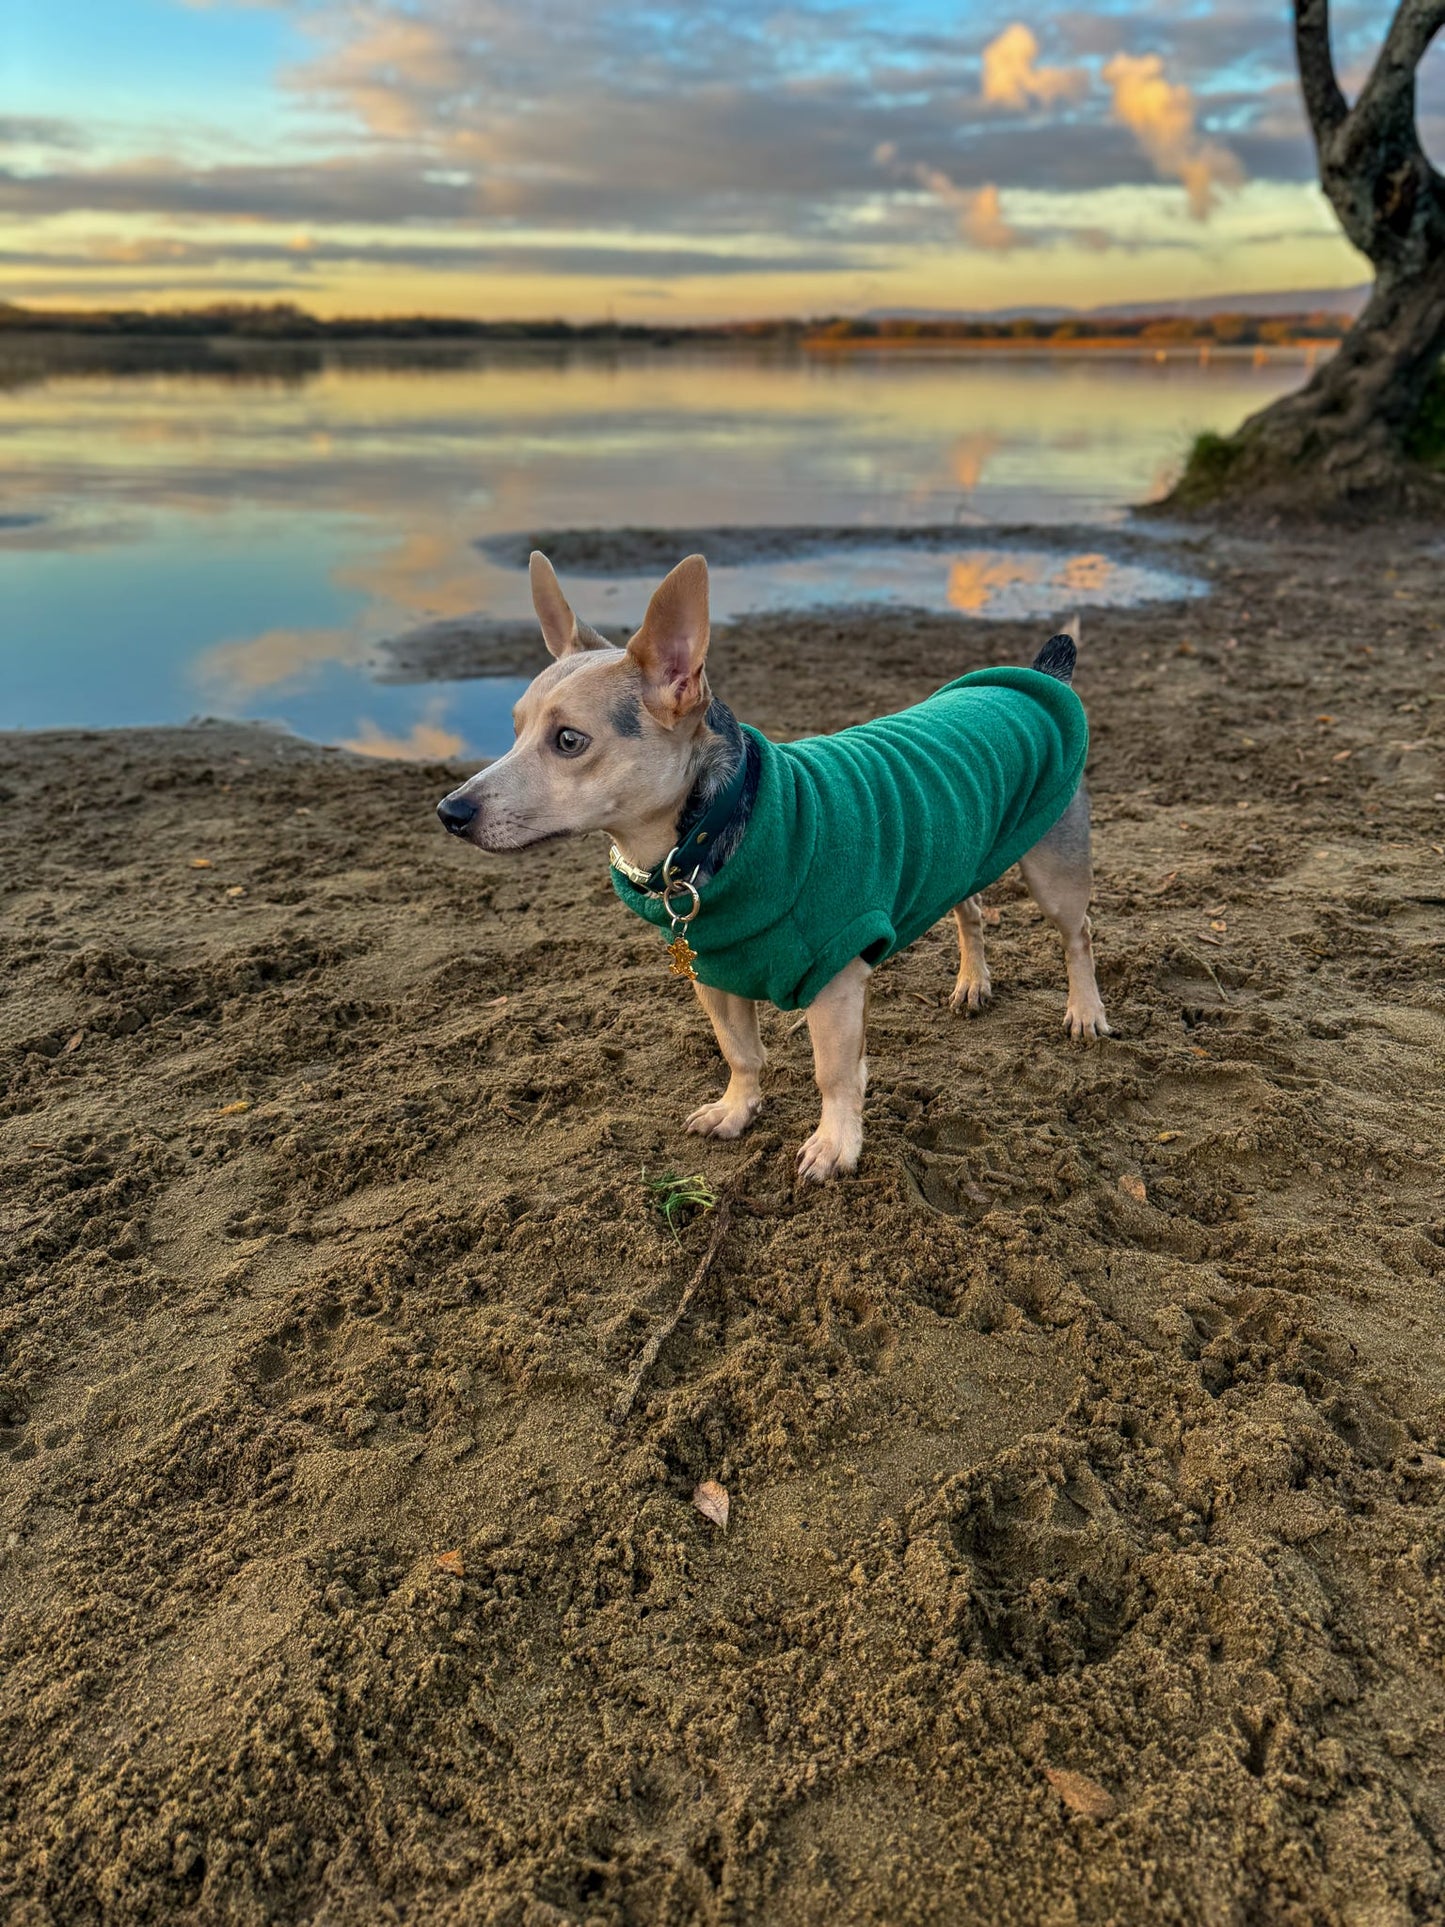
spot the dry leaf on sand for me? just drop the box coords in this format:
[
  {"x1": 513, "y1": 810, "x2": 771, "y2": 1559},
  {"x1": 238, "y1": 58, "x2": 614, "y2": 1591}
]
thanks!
[
  {"x1": 217, "y1": 1101, "x2": 252, "y2": 1117},
  {"x1": 1118, "y1": 1174, "x2": 1147, "y2": 1204},
  {"x1": 1044, "y1": 1767, "x2": 1116, "y2": 1819},
  {"x1": 693, "y1": 1480, "x2": 729, "y2": 1530},
  {"x1": 434, "y1": 1550, "x2": 465, "y2": 1577}
]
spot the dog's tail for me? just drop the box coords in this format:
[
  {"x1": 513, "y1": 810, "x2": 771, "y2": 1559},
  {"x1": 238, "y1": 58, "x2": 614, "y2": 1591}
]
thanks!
[{"x1": 1031, "y1": 612, "x2": 1079, "y2": 684}]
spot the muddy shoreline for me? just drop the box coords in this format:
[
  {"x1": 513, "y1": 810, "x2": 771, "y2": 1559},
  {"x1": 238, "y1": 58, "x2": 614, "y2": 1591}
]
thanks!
[
  {"x1": 2, "y1": 521, "x2": 1444, "y2": 1924},
  {"x1": 380, "y1": 521, "x2": 1210, "y2": 682}
]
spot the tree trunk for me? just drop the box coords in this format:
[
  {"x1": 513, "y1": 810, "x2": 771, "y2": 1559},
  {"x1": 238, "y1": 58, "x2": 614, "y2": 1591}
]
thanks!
[
  {"x1": 1162, "y1": 0, "x2": 1445, "y2": 517},
  {"x1": 1168, "y1": 257, "x2": 1445, "y2": 511}
]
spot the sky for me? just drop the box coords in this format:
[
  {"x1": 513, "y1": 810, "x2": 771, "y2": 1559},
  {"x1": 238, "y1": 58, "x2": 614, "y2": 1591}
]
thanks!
[{"x1": 3, "y1": 1, "x2": 1439, "y2": 320}]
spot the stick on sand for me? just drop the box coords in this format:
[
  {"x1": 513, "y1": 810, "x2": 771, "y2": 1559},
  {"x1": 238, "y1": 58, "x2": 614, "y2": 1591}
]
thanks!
[{"x1": 610, "y1": 1203, "x2": 732, "y2": 1425}]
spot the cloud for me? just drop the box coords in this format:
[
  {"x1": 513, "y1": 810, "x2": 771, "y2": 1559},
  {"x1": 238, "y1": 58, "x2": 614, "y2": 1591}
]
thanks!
[
  {"x1": 0, "y1": 156, "x2": 477, "y2": 224},
  {"x1": 0, "y1": 232, "x2": 859, "y2": 281},
  {"x1": 907, "y1": 166, "x2": 1028, "y2": 252},
  {"x1": 0, "y1": 0, "x2": 1330, "y2": 313},
  {"x1": 962, "y1": 182, "x2": 1026, "y2": 253},
  {"x1": 981, "y1": 25, "x2": 1087, "y2": 111},
  {"x1": 292, "y1": 8, "x2": 459, "y2": 140},
  {"x1": 1, "y1": 1, "x2": 1296, "y2": 250},
  {"x1": 0, "y1": 117, "x2": 88, "y2": 152},
  {"x1": 1103, "y1": 52, "x2": 1244, "y2": 219}
]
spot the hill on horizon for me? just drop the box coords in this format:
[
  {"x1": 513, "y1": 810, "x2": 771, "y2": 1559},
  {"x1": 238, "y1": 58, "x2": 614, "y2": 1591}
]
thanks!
[{"x1": 863, "y1": 285, "x2": 1370, "y2": 325}]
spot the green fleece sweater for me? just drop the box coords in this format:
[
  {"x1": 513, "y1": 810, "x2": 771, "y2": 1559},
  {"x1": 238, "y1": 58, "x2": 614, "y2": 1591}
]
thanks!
[{"x1": 612, "y1": 666, "x2": 1088, "y2": 1009}]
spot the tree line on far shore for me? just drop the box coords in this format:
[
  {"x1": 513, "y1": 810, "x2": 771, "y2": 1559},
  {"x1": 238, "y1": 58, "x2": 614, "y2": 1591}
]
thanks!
[
  {"x1": 806, "y1": 313, "x2": 1350, "y2": 346},
  {"x1": 0, "y1": 299, "x2": 1349, "y2": 350}
]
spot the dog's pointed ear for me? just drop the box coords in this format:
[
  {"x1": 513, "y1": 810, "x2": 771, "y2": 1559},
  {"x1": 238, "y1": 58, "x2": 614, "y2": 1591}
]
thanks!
[
  {"x1": 530, "y1": 551, "x2": 610, "y2": 658},
  {"x1": 627, "y1": 555, "x2": 710, "y2": 727}
]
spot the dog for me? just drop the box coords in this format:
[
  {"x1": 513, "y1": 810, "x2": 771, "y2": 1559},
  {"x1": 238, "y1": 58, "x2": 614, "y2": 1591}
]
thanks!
[{"x1": 438, "y1": 552, "x2": 1108, "y2": 1181}]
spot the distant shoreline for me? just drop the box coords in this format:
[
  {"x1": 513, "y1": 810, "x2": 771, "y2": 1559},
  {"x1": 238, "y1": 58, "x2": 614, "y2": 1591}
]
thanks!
[
  {"x1": 0, "y1": 296, "x2": 1354, "y2": 359},
  {"x1": 0, "y1": 329, "x2": 1340, "y2": 367}
]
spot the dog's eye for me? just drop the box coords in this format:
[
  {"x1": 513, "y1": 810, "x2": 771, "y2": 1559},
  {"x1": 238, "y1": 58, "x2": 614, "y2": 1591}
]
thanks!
[{"x1": 553, "y1": 726, "x2": 590, "y2": 757}]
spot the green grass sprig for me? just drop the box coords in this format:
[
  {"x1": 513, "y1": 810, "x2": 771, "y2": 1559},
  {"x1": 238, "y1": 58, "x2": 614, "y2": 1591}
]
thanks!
[{"x1": 644, "y1": 1168, "x2": 718, "y2": 1242}]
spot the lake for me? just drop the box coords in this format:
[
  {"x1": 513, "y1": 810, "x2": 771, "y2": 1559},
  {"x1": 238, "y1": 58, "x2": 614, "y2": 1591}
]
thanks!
[{"x1": 0, "y1": 343, "x2": 1310, "y2": 759}]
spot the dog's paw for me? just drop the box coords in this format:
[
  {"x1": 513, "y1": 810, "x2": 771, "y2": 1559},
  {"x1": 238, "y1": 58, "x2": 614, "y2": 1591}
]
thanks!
[
  {"x1": 685, "y1": 1094, "x2": 761, "y2": 1140},
  {"x1": 796, "y1": 1125, "x2": 861, "y2": 1183},
  {"x1": 1063, "y1": 1000, "x2": 1111, "y2": 1041},
  {"x1": 949, "y1": 971, "x2": 993, "y2": 1016}
]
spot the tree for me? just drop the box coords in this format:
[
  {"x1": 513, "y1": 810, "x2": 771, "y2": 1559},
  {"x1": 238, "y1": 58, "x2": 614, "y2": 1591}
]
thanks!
[{"x1": 1167, "y1": 0, "x2": 1445, "y2": 513}]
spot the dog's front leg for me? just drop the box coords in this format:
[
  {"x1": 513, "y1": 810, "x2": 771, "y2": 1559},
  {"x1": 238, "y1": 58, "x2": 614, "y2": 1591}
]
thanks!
[
  {"x1": 686, "y1": 983, "x2": 766, "y2": 1139},
  {"x1": 797, "y1": 958, "x2": 871, "y2": 1182}
]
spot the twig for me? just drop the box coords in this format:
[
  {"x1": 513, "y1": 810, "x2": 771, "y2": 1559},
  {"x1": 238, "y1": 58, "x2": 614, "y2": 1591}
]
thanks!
[
  {"x1": 1186, "y1": 948, "x2": 1231, "y2": 1004},
  {"x1": 610, "y1": 1203, "x2": 732, "y2": 1426}
]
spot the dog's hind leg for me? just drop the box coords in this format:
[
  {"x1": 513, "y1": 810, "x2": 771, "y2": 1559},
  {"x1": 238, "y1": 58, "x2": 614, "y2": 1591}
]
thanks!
[
  {"x1": 949, "y1": 894, "x2": 992, "y2": 1015},
  {"x1": 686, "y1": 982, "x2": 766, "y2": 1139},
  {"x1": 798, "y1": 958, "x2": 871, "y2": 1182},
  {"x1": 1017, "y1": 785, "x2": 1110, "y2": 1041}
]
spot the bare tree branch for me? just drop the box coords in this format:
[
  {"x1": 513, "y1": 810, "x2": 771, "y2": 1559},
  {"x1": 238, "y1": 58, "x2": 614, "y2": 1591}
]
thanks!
[
  {"x1": 1294, "y1": 0, "x2": 1348, "y2": 145},
  {"x1": 1355, "y1": 0, "x2": 1445, "y2": 130},
  {"x1": 1351, "y1": 0, "x2": 1445, "y2": 218},
  {"x1": 1380, "y1": 0, "x2": 1445, "y2": 70}
]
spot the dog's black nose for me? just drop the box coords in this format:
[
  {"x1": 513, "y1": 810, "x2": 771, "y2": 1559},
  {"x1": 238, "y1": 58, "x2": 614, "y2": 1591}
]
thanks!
[{"x1": 437, "y1": 795, "x2": 479, "y2": 837}]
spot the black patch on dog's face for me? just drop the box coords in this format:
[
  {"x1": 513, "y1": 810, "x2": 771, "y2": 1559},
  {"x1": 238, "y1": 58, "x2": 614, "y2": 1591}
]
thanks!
[{"x1": 609, "y1": 694, "x2": 643, "y2": 738}]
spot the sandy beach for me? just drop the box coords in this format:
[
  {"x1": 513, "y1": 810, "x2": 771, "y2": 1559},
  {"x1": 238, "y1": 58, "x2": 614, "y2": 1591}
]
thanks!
[{"x1": 2, "y1": 519, "x2": 1444, "y2": 1923}]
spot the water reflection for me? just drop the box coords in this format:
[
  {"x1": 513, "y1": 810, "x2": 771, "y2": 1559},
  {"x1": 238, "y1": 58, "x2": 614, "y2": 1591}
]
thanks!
[
  {"x1": 0, "y1": 345, "x2": 1304, "y2": 756},
  {"x1": 340, "y1": 701, "x2": 467, "y2": 763}
]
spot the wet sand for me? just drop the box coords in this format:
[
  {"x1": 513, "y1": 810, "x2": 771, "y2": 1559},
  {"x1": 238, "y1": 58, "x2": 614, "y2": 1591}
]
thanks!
[{"x1": 2, "y1": 522, "x2": 1444, "y2": 1924}]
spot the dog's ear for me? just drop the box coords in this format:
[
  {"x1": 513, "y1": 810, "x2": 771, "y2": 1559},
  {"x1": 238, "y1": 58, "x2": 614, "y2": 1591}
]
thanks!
[
  {"x1": 530, "y1": 551, "x2": 610, "y2": 658},
  {"x1": 628, "y1": 555, "x2": 710, "y2": 728}
]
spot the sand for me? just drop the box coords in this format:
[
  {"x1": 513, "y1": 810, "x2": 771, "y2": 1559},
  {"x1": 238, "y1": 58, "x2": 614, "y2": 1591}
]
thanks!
[{"x1": 2, "y1": 522, "x2": 1444, "y2": 1925}]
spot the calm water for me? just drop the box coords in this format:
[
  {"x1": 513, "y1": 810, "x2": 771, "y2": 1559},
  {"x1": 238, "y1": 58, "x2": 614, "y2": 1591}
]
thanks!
[{"x1": 0, "y1": 345, "x2": 1307, "y2": 759}]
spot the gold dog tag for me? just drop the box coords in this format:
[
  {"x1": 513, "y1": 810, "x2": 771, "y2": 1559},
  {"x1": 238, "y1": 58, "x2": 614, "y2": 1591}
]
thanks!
[{"x1": 665, "y1": 932, "x2": 698, "y2": 980}]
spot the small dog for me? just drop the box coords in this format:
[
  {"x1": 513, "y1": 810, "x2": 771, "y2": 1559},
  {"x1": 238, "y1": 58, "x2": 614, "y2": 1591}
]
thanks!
[{"x1": 439, "y1": 552, "x2": 1108, "y2": 1181}]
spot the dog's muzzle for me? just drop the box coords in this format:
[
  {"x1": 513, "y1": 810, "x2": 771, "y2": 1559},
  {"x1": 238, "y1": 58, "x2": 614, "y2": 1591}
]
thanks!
[{"x1": 436, "y1": 794, "x2": 479, "y2": 838}]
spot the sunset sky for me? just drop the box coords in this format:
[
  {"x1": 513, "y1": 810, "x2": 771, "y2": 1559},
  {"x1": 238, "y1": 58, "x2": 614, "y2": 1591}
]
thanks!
[{"x1": 5, "y1": 1, "x2": 1436, "y2": 320}]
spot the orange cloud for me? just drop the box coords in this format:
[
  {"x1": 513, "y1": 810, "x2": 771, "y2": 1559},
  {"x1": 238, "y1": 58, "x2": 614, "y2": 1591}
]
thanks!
[
  {"x1": 915, "y1": 169, "x2": 1026, "y2": 252},
  {"x1": 961, "y1": 182, "x2": 1022, "y2": 252},
  {"x1": 1103, "y1": 52, "x2": 1243, "y2": 220},
  {"x1": 293, "y1": 12, "x2": 456, "y2": 140},
  {"x1": 981, "y1": 25, "x2": 1086, "y2": 111}
]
